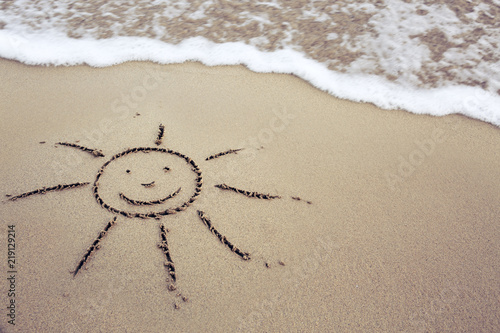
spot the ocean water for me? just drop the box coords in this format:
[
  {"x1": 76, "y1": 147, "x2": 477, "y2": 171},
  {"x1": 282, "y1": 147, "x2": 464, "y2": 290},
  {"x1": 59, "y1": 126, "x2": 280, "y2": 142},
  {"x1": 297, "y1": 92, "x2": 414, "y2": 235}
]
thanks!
[{"x1": 0, "y1": 0, "x2": 499, "y2": 126}]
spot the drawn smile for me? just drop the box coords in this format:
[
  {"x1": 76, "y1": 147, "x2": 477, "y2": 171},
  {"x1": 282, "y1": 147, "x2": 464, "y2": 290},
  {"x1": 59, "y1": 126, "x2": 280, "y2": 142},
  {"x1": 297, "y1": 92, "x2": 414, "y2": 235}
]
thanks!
[
  {"x1": 119, "y1": 187, "x2": 182, "y2": 206},
  {"x1": 141, "y1": 181, "x2": 156, "y2": 188}
]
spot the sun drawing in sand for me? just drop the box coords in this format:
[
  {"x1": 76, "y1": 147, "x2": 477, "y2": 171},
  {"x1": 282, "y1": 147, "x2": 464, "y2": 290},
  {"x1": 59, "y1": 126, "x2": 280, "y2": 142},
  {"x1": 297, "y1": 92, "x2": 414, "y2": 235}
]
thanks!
[{"x1": 5, "y1": 124, "x2": 312, "y2": 307}]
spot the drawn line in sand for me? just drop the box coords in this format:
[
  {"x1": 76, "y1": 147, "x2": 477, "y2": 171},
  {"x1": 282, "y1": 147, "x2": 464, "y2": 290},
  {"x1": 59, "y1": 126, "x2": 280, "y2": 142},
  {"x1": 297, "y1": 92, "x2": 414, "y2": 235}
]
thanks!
[
  {"x1": 141, "y1": 181, "x2": 156, "y2": 188},
  {"x1": 197, "y1": 210, "x2": 251, "y2": 261},
  {"x1": 205, "y1": 148, "x2": 244, "y2": 161},
  {"x1": 6, "y1": 182, "x2": 90, "y2": 201},
  {"x1": 119, "y1": 187, "x2": 181, "y2": 206},
  {"x1": 57, "y1": 142, "x2": 105, "y2": 157},
  {"x1": 155, "y1": 124, "x2": 165, "y2": 146},
  {"x1": 158, "y1": 224, "x2": 189, "y2": 309},
  {"x1": 72, "y1": 217, "x2": 117, "y2": 277},
  {"x1": 158, "y1": 224, "x2": 177, "y2": 282},
  {"x1": 214, "y1": 183, "x2": 281, "y2": 200}
]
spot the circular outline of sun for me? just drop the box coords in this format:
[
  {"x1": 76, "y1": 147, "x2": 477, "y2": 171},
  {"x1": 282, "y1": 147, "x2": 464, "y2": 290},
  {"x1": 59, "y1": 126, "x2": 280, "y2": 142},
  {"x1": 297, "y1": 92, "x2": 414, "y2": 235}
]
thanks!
[{"x1": 93, "y1": 147, "x2": 202, "y2": 219}]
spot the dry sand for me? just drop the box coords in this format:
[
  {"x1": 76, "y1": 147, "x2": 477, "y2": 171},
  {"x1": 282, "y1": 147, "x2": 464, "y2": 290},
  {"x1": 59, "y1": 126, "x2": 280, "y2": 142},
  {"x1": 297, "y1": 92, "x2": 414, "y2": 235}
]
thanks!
[{"x1": 0, "y1": 59, "x2": 499, "y2": 332}]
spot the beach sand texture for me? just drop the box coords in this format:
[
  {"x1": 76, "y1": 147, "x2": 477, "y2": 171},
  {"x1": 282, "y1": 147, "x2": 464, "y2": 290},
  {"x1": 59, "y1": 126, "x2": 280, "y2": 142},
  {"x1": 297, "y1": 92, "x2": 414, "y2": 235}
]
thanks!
[{"x1": 0, "y1": 59, "x2": 499, "y2": 332}]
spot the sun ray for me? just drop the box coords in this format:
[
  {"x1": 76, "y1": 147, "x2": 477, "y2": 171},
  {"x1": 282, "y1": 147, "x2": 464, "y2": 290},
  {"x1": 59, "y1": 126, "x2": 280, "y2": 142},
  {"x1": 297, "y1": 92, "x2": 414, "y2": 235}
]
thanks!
[
  {"x1": 205, "y1": 148, "x2": 244, "y2": 161},
  {"x1": 197, "y1": 210, "x2": 251, "y2": 261},
  {"x1": 56, "y1": 142, "x2": 105, "y2": 157},
  {"x1": 6, "y1": 182, "x2": 90, "y2": 201},
  {"x1": 214, "y1": 183, "x2": 281, "y2": 200},
  {"x1": 158, "y1": 224, "x2": 176, "y2": 282},
  {"x1": 72, "y1": 217, "x2": 117, "y2": 277},
  {"x1": 119, "y1": 187, "x2": 182, "y2": 206},
  {"x1": 158, "y1": 224, "x2": 189, "y2": 308},
  {"x1": 155, "y1": 123, "x2": 165, "y2": 146}
]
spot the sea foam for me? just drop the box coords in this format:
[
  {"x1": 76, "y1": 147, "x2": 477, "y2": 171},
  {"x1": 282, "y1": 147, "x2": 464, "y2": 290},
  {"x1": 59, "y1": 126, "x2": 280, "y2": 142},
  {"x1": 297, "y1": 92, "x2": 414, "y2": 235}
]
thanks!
[{"x1": 0, "y1": 0, "x2": 499, "y2": 127}]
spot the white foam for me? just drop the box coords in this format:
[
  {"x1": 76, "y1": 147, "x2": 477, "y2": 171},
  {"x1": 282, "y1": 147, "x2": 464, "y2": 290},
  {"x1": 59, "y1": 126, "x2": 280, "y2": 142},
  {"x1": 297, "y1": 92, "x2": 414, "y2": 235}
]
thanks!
[{"x1": 0, "y1": 29, "x2": 498, "y2": 127}]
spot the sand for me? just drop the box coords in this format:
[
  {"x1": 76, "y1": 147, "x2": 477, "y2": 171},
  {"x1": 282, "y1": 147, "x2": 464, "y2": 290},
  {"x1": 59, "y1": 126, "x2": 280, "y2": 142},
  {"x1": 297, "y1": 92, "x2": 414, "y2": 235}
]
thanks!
[{"x1": 0, "y1": 59, "x2": 499, "y2": 333}]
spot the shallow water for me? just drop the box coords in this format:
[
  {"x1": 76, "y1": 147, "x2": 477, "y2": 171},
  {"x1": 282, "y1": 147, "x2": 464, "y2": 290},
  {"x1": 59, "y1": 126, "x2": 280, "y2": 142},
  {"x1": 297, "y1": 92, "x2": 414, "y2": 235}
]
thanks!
[{"x1": 1, "y1": 0, "x2": 499, "y2": 125}]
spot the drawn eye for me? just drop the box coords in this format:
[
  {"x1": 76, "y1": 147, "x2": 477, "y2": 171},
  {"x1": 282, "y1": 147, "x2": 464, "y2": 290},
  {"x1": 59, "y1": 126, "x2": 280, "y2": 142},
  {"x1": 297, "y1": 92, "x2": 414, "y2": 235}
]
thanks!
[
  {"x1": 163, "y1": 167, "x2": 170, "y2": 172},
  {"x1": 126, "y1": 169, "x2": 131, "y2": 174}
]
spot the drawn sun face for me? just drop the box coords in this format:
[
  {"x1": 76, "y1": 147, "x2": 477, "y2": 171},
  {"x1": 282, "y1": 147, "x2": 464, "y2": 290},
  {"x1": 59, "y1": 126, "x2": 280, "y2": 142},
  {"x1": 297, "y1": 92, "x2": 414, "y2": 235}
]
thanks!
[
  {"x1": 93, "y1": 147, "x2": 202, "y2": 219},
  {"x1": 6, "y1": 124, "x2": 311, "y2": 308}
]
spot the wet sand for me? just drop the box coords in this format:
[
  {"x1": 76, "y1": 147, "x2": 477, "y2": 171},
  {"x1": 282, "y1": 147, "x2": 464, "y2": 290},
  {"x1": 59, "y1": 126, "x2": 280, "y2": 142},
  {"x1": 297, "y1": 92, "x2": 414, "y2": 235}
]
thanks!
[{"x1": 0, "y1": 59, "x2": 499, "y2": 332}]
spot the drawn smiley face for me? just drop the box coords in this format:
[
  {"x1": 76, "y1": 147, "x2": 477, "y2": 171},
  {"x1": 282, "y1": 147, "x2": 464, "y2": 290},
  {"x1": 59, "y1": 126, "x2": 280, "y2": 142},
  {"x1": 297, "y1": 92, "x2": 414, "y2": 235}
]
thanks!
[{"x1": 92, "y1": 147, "x2": 202, "y2": 219}]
